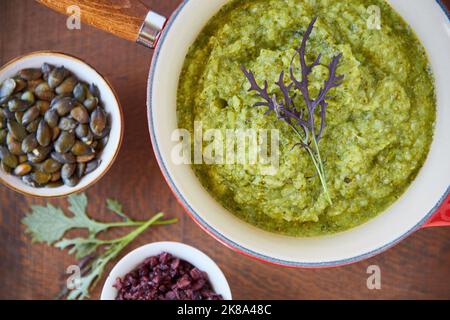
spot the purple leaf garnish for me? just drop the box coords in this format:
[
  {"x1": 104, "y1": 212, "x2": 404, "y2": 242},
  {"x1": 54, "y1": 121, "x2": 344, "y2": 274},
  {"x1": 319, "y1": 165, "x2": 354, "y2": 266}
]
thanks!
[{"x1": 241, "y1": 17, "x2": 344, "y2": 204}]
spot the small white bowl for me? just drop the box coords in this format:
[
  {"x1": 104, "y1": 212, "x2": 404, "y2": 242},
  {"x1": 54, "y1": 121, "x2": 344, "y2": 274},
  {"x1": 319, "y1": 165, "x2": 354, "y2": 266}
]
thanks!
[
  {"x1": 101, "y1": 242, "x2": 232, "y2": 300},
  {"x1": 0, "y1": 51, "x2": 123, "y2": 197}
]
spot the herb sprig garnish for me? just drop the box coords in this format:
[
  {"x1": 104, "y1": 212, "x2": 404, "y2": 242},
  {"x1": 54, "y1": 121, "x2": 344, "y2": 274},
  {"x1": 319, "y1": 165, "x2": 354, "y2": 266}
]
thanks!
[
  {"x1": 22, "y1": 193, "x2": 177, "y2": 300},
  {"x1": 241, "y1": 17, "x2": 344, "y2": 204}
]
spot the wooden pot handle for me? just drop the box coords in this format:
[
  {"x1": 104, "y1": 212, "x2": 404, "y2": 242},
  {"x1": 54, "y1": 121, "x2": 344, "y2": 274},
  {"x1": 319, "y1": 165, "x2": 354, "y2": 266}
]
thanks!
[{"x1": 36, "y1": 0, "x2": 166, "y2": 48}]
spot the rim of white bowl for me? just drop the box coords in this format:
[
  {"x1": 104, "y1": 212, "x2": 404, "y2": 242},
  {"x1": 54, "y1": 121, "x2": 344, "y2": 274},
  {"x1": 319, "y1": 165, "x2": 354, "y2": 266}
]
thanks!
[
  {"x1": 147, "y1": 0, "x2": 450, "y2": 268},
  {"x1": 101, "y1": 241, "x2": 232, "y2": 300},
  {"x1": 0, "y1": 51, "x2": 123, "y2": 198}
]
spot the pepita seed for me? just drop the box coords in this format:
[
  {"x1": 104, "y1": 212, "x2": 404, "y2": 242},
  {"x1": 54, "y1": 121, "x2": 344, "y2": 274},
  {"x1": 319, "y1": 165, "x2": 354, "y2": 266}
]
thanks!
[
  {"x1": 90, "y1": 107, "x2": 106, "y2": 136},
  {"x1": 51, "y1": 151, "x2": 75, "y2": 164},
  {"x1": 0, "y1": 79, "x2": 16, "y2": 98},
  {"x1": 54, "y1": 131, "x2": 75, "y2": 153},
  {"x1": 83, "y1": 97, "x2": 98, "y2": 112},
  {"x1": 26, "y1": 118, "x2": 40, "y2": 133},
  {"x1": 22, "y1": 106, "x2": 40, "y2": 125},
  {"x1": 85, "y1": 160, "x2": 99, "y2": 175},
  {"x1": 35, "y1": 82, "x2": 54, "y2": 101},
  {"x1": 76, "y1": 153, "x2": 96, "y2": 163},
  {"x1": 73, "y1": 83, "x2": 87, "y2": 102},
  {"x1": 76, "y1": 162, "x2": 86, "y2": 178},
  {"x1": 14, "y1": 163, "x2": 32, "y2": 176},
  {"x1": 32, "y1": 171, "x2": 51, "y2": 184},
  {"x1": 48, "y1": 66, "x2": 70, "y2": 89},
  {"x1": 7, "y1": 120, "x2": 27, "y2": 141},
  {"x1": 61, "y1": 163, "x2": 76, "y2": 179},
  {"x1": 42, "y1": 158, "x2": 62, "y2": 174},
  {"x1": 71, "y1": 140, "x2": 91, "y2": 156},
  {"x1": 0, "y1": 146, "x2": 18, "y2": 168},
  {"x1": 8, "y1": 98, "x2": 31, "y2": 112},
  {"x1": 36, "y1": 100, "x2": 51, "y2": 115},
  {"x1": 19, "y1": 68, "x2": 42, "y2": 81},
  {"x1": 22, "y1": 134, "x2": 39, "y2": 153},
  {"x1": 21, "y1": 91, "x2": 35, "y2": 104},
  {"x1": 52, "y1": 96, "x2": 75, "y2": 116},
  {"x1": 44, "y1": 109, "x2": 59, "y2": 128},
  {"x1": 58, "y1": 117, "x2": 78, "y2": 131},
  {"x1": 75, "y1": 124, "x2": 89, "y2": 138},
  {"x1": 70, "y1": 105, "x2": 89, "y2": 124},
  {"x1": 55, "y1": 76, "x2": 77, "y2": 95},
  {"x1": 36, "y1": 119, "x2": 52, "y2": 146}
]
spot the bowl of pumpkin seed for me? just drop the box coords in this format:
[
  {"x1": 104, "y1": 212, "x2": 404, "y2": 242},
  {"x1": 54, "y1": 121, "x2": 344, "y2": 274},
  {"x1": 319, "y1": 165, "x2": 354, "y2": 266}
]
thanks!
[{"x1": 0, "y1": 51, "x2": 123, "y2": 197}]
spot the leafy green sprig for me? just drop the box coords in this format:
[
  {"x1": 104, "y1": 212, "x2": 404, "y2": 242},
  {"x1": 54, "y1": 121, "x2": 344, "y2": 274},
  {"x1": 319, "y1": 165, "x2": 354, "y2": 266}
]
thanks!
[{"x1": 22, "y1": 193, "x2": 177, "y2": 300}]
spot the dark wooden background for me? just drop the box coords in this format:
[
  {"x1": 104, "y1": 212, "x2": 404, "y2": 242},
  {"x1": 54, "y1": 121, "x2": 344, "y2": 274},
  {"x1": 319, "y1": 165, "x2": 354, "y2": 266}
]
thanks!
[{"x1": 0, "y1": 0, "x2": 449, "y2": 300}]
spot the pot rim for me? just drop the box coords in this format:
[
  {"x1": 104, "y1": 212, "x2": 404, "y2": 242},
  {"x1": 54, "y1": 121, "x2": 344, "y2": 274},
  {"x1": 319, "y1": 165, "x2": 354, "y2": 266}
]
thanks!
[{"x1": 147, "y1": 0, "x2": 450, "y2": 268}]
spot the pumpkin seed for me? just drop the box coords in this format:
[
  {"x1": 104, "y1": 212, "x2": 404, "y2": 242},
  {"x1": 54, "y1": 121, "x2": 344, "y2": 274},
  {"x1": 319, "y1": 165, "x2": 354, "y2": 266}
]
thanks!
[
  {"x1": 7, "y1": 137, "x2": 24, "y2": 156},
  {"x1": 48, "y1": 67, "x2": 70, "y2": 88},
  {"x1": 14, "y1": 163, "x2": 32, "y2": 176},
  {"x1": 19, "y1": 68, "x2": 42, "y2": 81},
  {"x1": 85, "y1": 159, "x2": 99, "y2": 175},
  {"x1": 41, "y1": 63, "x2": 54, "y2": 80},
  {"x1": 0, "y1": 146, "x2": 18, "y2": 168},
  {"x1": 76, "y1": 153, "x2": 95, "y2": 163},
  {"x1": 0, "y1": 129, "x2": 7, "y2": 144},
  {"x1": 27, "y1": 145, "x2": 51, "y2": 163},
  {"x1": 52, "y1": 127, "x2": 61, "y2": 141},
  {"x1": 36, "y1": 119, "x2": 52, "y2": 146},
  {"x1": 54, "y1": 131, "x2": 75, "y2": 153},
  {"x1": 71, "y1": 140, "x2": 92, "y2": 156},
  {"x1": 75, "y1": 123, "x2": 89, "y2": 138},
  {"x1": 44, "y1": 109, "x2": 59, "y2": 128},
  {"x1": 22, "y1": 134, "x2": 39, "y2": 153},
  {"x1": 51, "y1": 151, "x2": 75, "y2": 164},
  {"x1": 71, "y1": 105, "x2": 89, "y2": 123},
  {"x1": 22, "y1": 106, "x2": 40, "y2": 125},
  {"x1": 1, "y1": 160, "x2": 13, "y2": 174},
  {"x1": 21, "y1": 91, "x2": 35, "y2": 104},
  {"x1": 61, "y1": 163, "x2": 76, "y2": 179},
  {"x1": 32, "y1": 171, "x2": 51, "y2": 184},
  {"x1": 50, "y1": 171, "x2": 61, "y2": 182},
  {"x1": 42, "y1": 158, "x2": 62, "y2": 174},
  {"x1": 76, "y1": 162, "x2": 86, "y2": 178},
  {"x1": 35, "y1": 82, "x2": 54, "y2": 101},
  {"x1": 0, "y1": 79, "x2": 16, "y2": 98},
  {"x1": 7, "y1": 120, "x2": 27, "y2": 141},
  {"x1": 73, "y1": 83, "x2": 87, "y2": 102},
  {"x1": 8, "y1": 98, "x2": 31, "y2": 112},
  {"x1": 62, "y1": 174, "x2": 79, "y2": 187},
  {"x1": 83, "y1": 97, "x2": 98, "y2": 111},
  {"x1": 35, "y1": 100, "x2": 50, "y2": 115},
  {"x1": 58, "y1": 117, "x2": 77, "y2": 131},
  {"x1": 14, "y1": 79, "x2": 27, "y2": 93},
  {"x1": 88, "y1": 83, "x2": 100, "y2": 98},
  {"x1": 90, "y1": 107, "x2": 106, "y2": 136},
  {"x1": 52, "y1": 96, "x2": 75, "y2": 116},
  {"x1": 55, "y1": 76, "x2": 77, "y2": 95},
  {"x1": 27, "y1": 79, "x2": 45, "y2": 93},
  {"x1": 18, "y1": 155, "x2": 28, "y2": 163},
  {"x1": 26, "y1": 118, "x2": 40, "y2": 133},
  {"x1": 22, "y1": 175, "x2": 37, "y2": 187}
]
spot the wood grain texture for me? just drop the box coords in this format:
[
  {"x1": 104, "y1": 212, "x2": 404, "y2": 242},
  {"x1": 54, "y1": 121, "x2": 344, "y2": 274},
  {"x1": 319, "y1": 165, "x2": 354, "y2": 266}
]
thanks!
[
  {"x1": 36, "y1": 0, "x2": 149, "y2": 42},
  {"x1": 0, "y1": 0, "x2": 449, "y2": 300}
]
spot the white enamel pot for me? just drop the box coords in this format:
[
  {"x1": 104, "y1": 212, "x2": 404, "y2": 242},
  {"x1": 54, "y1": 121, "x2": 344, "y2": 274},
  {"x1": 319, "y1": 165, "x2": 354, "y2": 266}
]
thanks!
[{"x1": 39, "y1": 0, "x2": 450, "y2": 267}]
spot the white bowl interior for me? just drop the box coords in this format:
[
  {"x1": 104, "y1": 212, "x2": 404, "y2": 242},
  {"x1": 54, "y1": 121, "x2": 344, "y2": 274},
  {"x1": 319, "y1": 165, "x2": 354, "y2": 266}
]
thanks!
[
  {"x1": 101, "y1": 242, "x2": 232, "y2": 300},
  {"x1": 149, "y1": 0, "x2": 450, "y2": 265},
  {"x1": 0, "y1": 52, "x2": 122, "y2": 197}
]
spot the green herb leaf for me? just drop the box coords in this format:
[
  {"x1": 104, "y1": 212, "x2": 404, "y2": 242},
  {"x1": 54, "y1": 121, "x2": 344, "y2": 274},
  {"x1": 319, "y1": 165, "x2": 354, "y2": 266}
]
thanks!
[
  {"x1": 106, "y1": 198, "x2": 128, "y2": 221},
  {"x1": 22, "y1": 193, "x2": 178, "y2": 300}
]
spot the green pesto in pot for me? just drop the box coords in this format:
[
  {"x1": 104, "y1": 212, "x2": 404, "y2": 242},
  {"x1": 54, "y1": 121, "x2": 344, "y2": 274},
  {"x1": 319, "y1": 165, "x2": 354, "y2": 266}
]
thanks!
[{"x1": 177, "y1": 0, "x2": 436, "y2": 237}]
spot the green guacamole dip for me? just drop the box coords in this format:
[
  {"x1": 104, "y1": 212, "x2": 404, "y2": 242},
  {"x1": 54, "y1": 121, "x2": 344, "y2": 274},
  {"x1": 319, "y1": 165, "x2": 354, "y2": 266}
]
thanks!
[{"x1": 177, "y1": 0, "x2": 436, "y2": 236}]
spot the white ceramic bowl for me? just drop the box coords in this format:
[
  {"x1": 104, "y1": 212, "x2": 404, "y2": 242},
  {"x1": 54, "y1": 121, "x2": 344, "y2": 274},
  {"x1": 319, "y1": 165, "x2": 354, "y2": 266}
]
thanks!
[
  {"x1": 147, "y1": 0, "x2": 450, "y2": 267},
  {"x1": 0, "y1": 51, "x2": 123, "y2": 197},
  {"x1": 101, "y1": 242, "x2": 232, "y2": 300}
]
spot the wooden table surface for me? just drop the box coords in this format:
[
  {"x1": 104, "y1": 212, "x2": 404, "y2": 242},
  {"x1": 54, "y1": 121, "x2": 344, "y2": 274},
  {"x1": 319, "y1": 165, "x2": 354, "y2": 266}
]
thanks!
[{"x1": 0, "y1": 0, "x2": 449, "y2": 300}]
